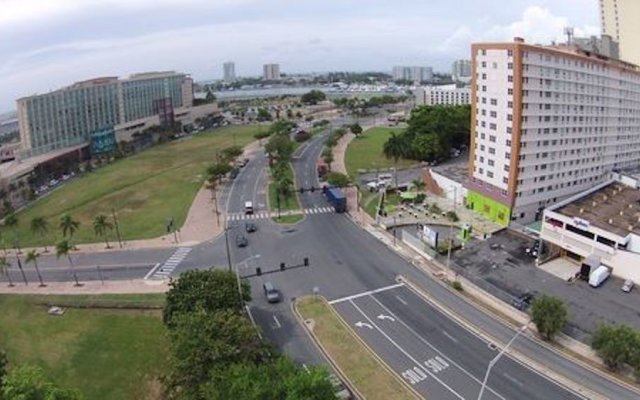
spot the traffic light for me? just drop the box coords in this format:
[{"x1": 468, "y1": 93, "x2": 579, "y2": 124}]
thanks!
[
  {"x1": 304, "y1": 257, "x2": 309, "y2": 266},
  {"x1": 322, "y1": 185, "x2": 328, "y2": 194},
  {"x1": 310, "y1": 186, "x2": 315, "y2": 193},
  {"x1": 299, "y1": 188, "x2": 304, "y2": 194},
  {"x1": 280, "y1": 262, "x2": 285, "y2": 271},
  {"x1": 256, "y1": 267, "x2": 262, "y2": 276}
]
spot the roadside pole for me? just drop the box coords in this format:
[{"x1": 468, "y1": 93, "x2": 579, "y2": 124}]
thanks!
[
  {"x1": 224, "y1": 222, "x2": 232, "y2": 272},
  {"x1": 477, "y1": 325, "x2": 527, "y2": 400},
  {"x1": 111, "y1": 208, "x2": 123, "y2": 248}
]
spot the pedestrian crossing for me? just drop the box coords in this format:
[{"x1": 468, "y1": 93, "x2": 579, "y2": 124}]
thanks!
[
  {"x1": 226, "y1": 207, "x2": 334, "y2": 221},
  {"x1": 146, "y1": 247, "x2": 192, "y2": 279}
]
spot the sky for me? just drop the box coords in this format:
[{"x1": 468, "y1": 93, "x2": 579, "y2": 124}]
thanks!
[{"x1": 0, "y1": 0, "x2": 599, "y2": 112}]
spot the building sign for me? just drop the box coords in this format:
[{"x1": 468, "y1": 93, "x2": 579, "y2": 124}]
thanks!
[
  {"x1": 573, "y1": 217, "x2": 590, "y2": 230},
  {"x1": 421, "y1": 225, "x2": 439, "y2": 248},
  {"x1": 90, "y1": 127, "x2": 116, "y2": 155}
]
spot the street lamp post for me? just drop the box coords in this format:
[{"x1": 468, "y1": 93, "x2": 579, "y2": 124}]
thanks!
[
  {"x1": 477, "y1": 325, "x2": 528, "y2": 400},
  {"x1": 224, "y1": 222, "x2": 233, "y2": 272}
]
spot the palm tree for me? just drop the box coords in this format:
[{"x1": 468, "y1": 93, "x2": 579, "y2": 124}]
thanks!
[
  {"x1": 59, "y1": 214, "x2": 80, "y2": 241},
  {"x1": 4, "y1": 213, "x2": 20, "y2": 253},
  {"x1": 56, "y1": 240, "x2": 80, "y2": 286},
  {"x1": 25, "y1": 250, "x2": 45, "y2": 287},
  {"x1": 0, "y1": 256, "x2": 14, "y2": 287},
  {"x1": 412, "y1": 178, "x2": 426, "y2": 193},
  {"x1": 30, "y1": 217, "x2": 49, "y2": 252},
  {"x1": 93, "y1": 214, "x2": 114, "y2": 249},
  {"x1": 383, "y1": 132, "x2": 405, "y2": 189}
]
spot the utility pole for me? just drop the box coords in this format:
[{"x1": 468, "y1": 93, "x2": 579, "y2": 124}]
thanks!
[
  {"x1": 478, "y1": 325, "x2": 528, "y2": 400},
  {"x1": 224, "y1": 222, "x2": 232, "y2": 272},
  {"x1": 171, "y1": 216, "x2": 178, "y2": 243},
  {"x1": 111, "y1": 208, "x2": 123, "y2": 248}
]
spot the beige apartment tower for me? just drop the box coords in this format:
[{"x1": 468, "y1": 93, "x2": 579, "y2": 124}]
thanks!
[{"x1": 600, "y1": 0, "x2": 640, "y2": 66}]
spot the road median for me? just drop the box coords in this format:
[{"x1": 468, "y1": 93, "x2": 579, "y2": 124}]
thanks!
[{"x1": 294, "y1": 295, "x2": 420, "y2": 400}]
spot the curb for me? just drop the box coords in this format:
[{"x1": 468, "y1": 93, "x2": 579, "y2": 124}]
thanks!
[{"x1": 292, "y1": 296, "x2": 421, "y2": 400}]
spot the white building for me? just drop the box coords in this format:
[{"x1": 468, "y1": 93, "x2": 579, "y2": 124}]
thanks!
[
  {"x1": 451, "y1": 59, "x2": 471, "y2": 81},
  {"x1": 466, "y1": 37, "x2": 640, "y2": 227},
  {"x1": 392, "y1": 66, "x2": 433, "y2": 82},
  {"x1": 540, "y1": 174, "x2": 640, "y2": 282},
  {"x1": 414, "y1": 84, "x2": 470, "y2": 106},
  {"x1": 263, "y1": 64, "x2": 281, "y2": 81},
  {"x1": 223, "y1": 61, "x2": 236, "y2": 82},
  {"x1": 600, "y1": 0, "x2": 640, "y2": 66}
]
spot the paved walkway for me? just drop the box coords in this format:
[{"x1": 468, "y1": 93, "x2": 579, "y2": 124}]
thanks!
[{"x1": 0, "y1": 279, "x2": 168, "y2": 294}]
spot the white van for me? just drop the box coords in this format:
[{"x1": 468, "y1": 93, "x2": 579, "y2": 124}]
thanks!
[
  {"x1": 244, "y1": 201, "x2": 254, "y2": 215},
  {"x1": 589, "y1": 265, "x2": 611, "y2": 288}
]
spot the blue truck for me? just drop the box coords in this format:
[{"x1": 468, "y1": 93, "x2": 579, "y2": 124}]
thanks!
[{"x1": 325, "y1": 187, "x2": 347, "y2": 213}]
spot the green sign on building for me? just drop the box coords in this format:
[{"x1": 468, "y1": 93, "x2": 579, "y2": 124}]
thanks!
[
  {"x1": 90, "y1": 128, "x2": 117, "y2": 155},
  {"x1": 466, "y1": 191, "x2": 511, "y2": 226}
]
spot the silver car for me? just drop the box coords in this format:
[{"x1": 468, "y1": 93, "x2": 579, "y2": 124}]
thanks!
[
  {"x1": 622, "y1": 279, "x2": 634, "y2": 293},
  {"x1": 263, "y1": 282, "x2": 281, "y2": 303}
]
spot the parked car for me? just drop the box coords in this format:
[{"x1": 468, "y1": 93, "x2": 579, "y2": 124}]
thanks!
[
  {"x1": 622, "y1": 279, "x2": 634, "y2": 293},
  {"x1": 525, "y1": 240, "x2": 540, "y2": 257},
  {"x1": 263, "y1": 281, "x2": 281, "y2": 303},
  {"x1": 245, "y1": 222, "x2": 257, "y2": 233},
  {"x1": 589, "y1": 265, "x2": 611, "y2": 288},
  {"x1": 235, "y1": 234, "x2": 248, "y2": 248},
  {"x1": 511, "y1": 292, "x2": 535, "y2": 311}
]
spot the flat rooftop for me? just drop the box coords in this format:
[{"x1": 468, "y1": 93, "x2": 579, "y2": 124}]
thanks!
[
  {"x1": 431, "y1": 151, "x2": 469, "y2": 184},
  {"x1": 556, "y1": 183, "x2": 640, "y2": 237},
  {"x1": 0, "y1": 144, "x2": 86, "y2": 180}
]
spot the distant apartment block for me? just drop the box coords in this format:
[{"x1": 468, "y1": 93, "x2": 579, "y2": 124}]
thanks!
[
  {"x1": 414, "y1": 84, "x2": 470, "y2": 106},
  {"x1": 17, "y1": 71, "x2": 216, "y2": 158},
  {"x1": 467, "y1": 37, "x2": 640, "y2": 226},
  {"x1": 223, "y1": 61, "x2": 236, "y2": 82},
  {"x1": 392, "y1": 66, "x2": 433, "y2": 82},
  {"x1": 263, "y1": 64, "x2": 281, "y2": 80},
  {"x1": 600, "y1": 0, "x2": 640, "y2": 66},
  {"x1": 451, "y1": 59, "x2": 472, "y2": 81}
]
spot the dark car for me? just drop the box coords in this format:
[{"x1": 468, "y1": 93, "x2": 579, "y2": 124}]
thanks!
[
  {"x1": 525, "y1": 240, "x2": 540, "y2": 257},
  {"x1": 511, "y1": 292, "x2": 535, "y2": 311},
  {"x1": 245, "y1": 222, "x2": 257, "y2": 233},
  {"x1": 229, "y1": 168, "x2": 240, "y2": 179},
  {"x1": 235, "y1": 234, "x2": 248, "y2": 248}
]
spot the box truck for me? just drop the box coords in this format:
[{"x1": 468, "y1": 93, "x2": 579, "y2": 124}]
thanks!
[
  {"x1": 589, "y1": 265, "x2": 611, "y2": 288},
  {"x1": 326, "y1": 188, "x2": 346, "y2": 213}
]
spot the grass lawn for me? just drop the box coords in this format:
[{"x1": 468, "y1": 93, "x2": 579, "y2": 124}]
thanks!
[
  {"x1": 268, "y1": 162, "x2": 301, "y2": 222},
  {"x1": 272, "y1": 214, "x2": 304, "y2": 224},
  {"x1": 12, "y1": 125, "x2": 263, "y2": 247},
  {"x1": 345, "y1": 127, "x2": 415, "y2": 178},
  {"x1": 0, "y1": 294, "x2": 169, "y2": 400},
  {"x1": 296, "y1": 297, "x2": 417, "y2": 400}
]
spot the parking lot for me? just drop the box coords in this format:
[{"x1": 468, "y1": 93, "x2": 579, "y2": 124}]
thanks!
[{"x1": 448, "y1": 230, "x2": 640, "y2": 342}]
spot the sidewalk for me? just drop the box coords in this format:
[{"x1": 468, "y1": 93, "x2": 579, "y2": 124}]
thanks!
[{"x1": 0, "y1": 279, "x2": 169, "y2": 294}]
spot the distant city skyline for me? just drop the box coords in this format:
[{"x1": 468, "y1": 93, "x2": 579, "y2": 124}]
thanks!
[{"x1": 1, "y1": 0, "x2": 599, "y2": 112}]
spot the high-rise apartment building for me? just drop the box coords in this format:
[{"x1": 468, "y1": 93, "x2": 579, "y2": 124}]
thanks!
[
  {"x1": 600, "y1": 0, "x2": 640, "y2": 66},
  {"x1": 263, "y1": 64, "x2": 281, "y2": 81},
  {"x1": 467, "y1": 38, "x2": 640, "y2": 226},
  {"x1": 223, "y1": 61, "x2": 236, "y2": 82},
  {"x1": 392, "y1": 66, "x2": 433, "y2": 82},
  {"x1": 17, "y1": 71, "x2": 205, "y2": 158},
  {"x1": 452, "y1": 59, "x2": 472, "y2": 80},
  {"x1": 414, "y1": 84, "x2": 470, "y2": 106}
]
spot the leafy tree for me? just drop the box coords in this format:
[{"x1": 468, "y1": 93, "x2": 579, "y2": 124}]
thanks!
[
  {"x1": 93, "y1": 214, "x2": 114, "y2": 249},
  {"x1": 59, "y1": 214, "x2": 80, "y2": 240},
  {"x1": 326, "y1": 172, "x2": 350, "y2": 188},
  {"x1": 350, "y1": 123, "x2": 363, "y2": 137},
  {"x1": 206, "y1": 163, "x2": 233, "y2": 183},
  {"x1": 56, "y1": 240, "x2": 80, "y2": 286},
  {"x1": 30, "y1": 216, "x2": 49, "y2": 252},
  {"x1": 0, "y1": 256, "x2": 13, "y2": 287},
  {"x1": 286, "y1": 109, "x2": 294, "y2": 119},
  {"x1": 166, "y1": 309, "x2": 269, "y2": 397},
  {"x1": 265, "y1": 134, "x2": 294, "y2": 164},
  {"x1": 321, "y1": 148, "x2": 334, "y2": 171},
  {"x1": 412, "y1": 178, "x2": 426, "y2": 192},
  {"x1": 276, "y1": 175, "x2": 294, "y2": 201},
  {"x1": 592, "y1": 323, "x2": 640, "y2": 372},
  {"x1": 257, "y1": 108, "x2": 273, "y2": 122},
  {"x1": 530, "y1": 295, "x2": 568, "y2": 340},
  {"x1": 200, "y1": 356, "x2": 336, "y2": 400},
  {"x1": 301, "y1": 90, "x2": 327, "y2": 105},
  {"x1": 221, "y1": 146, "x2": 243, "y2": 162},
  {"x1": 163, "y1": 269, "x2": 250, "y2": 327},
  {"x1": 411, "y1": 133, "x2": 446, "y2": 162},
  {"x1": 268, "y1": 120, "x2": 296, "y2": 136},
  {"x1": 1, "y1": 364, "x2": 83, "y2": 400},
  {"x1": 25, "y1": 249, "x2": 45, "y2": 287},
  {"x1": 254, "y1": 131, "x2": 272, "y2": 141},
  {"x1": 383, "y1": 132, "x2": 404, "y2": 164},
  {"x1": 0, "y1": 349, "x2": 6, "y2": 393},
  {"x1": 446, "y1": 211, "x2": 459, "y2": 222}
]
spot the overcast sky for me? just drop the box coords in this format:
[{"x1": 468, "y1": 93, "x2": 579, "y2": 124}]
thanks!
[{"x1": 0, "y1": 0, "x2": 599, "y2": 112}]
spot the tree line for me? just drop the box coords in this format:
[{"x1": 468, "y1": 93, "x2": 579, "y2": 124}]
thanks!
[{"x1": 162, "y1": 269, "x2": 337, "y2": 399}]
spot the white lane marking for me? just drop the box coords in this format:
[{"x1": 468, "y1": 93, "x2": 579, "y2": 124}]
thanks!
[
  {"x1": 349, "y1": 300, "x2": 465, "y2": 400},
  {"x1": 377, "y1": 314, "x2": 395, "y2": 322},
  {"x1": 503, "y1": 373, "x2": 523, "y2": 387},
  {"x1": 303, "y1": 364, "x2": 310, "y2": 374},
  {"x1": 369, "y1": 294, "x2": 506, "y2": 400},
  {"x1": 328, "y1": 283, "x2": 405, "y2": 304},
  {"x1": 144, "y1": 263, "x2": 162, "y2": 280},
  {"x1": 149, "y1": 247, "x2": 192, "y2": 279},
  {"x1": 442, "y1": 330, "x2": 459, "y2": 344},
  {"x1": 355, "y1": 321, "x2": 373, "y2": 329},
  {"x1": 395, "y1": 295, "x2": 408, "y2": 305},
  {"x1": 273, "y1": 315, "x2": 282, "y2": 329}
]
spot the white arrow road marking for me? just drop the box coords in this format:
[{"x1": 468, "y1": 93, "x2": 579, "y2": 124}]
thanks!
[
  {"x1": 377, "y1": 314, "x2": 396, "y2": 322},
  {"x1": 355, "y1": 321, "x2": 373, "y2": 329}
]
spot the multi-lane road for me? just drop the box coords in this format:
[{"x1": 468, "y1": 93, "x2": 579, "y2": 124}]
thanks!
[{"x1": 6, "y1": 120, "x2": 640, "y2": 399}]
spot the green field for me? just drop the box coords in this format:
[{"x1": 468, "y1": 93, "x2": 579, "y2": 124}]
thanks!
[
  {"x1": 0, "y1": 294, "x2": 168, "y2": 399},
  {"x1": 12, "y1": 125, "x2": 263, "y2": 247},
  {"x1": 344, "y1": 127, "x2": 414, "y2": 178}
]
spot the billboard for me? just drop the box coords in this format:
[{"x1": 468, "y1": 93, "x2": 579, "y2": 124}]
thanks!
[{"x1": 421, "y1": 225, "x2": 439, "y2": 248}]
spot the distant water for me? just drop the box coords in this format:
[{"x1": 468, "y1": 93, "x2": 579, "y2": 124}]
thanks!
[{"x1": 213, "y1": 86, "x2": 401, "y2": 100}]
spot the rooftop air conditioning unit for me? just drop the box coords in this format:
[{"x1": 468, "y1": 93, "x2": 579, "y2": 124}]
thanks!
[
  {"x1": 629, "y1": 225, "x2": 634, "y2": 231},
  {"x1": 629, "y1": 204, "x2": 633, "y2": 209},
  {"x1": 592, "y1": 201, "x2": 597, "y2": 207},
  {"x1": 609, "y1": 218, "x2": 614, "y2": 224},
  {"x1": 604, "y1": 195, "x2": 608, "y2": 201},
  {"x1": 620, "y1": 211, "x2": 624, "y2": 216},
  {"x1": 579, "y1": 208, "x2": 584, "y2": 214}
]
